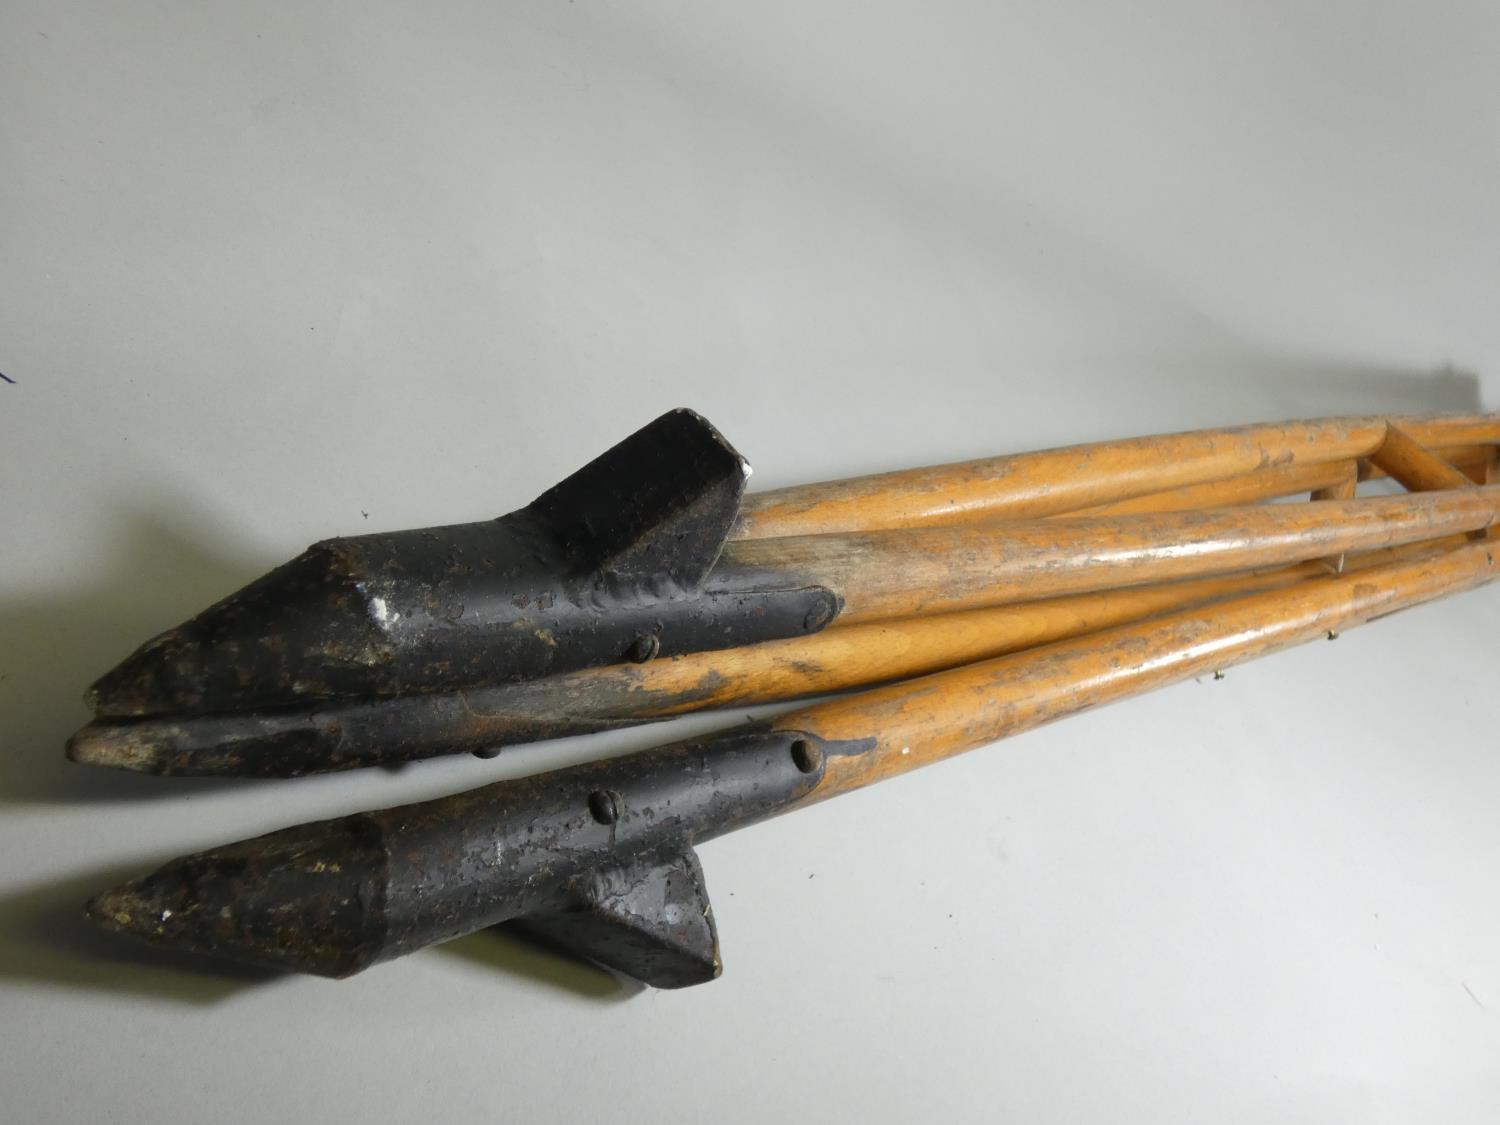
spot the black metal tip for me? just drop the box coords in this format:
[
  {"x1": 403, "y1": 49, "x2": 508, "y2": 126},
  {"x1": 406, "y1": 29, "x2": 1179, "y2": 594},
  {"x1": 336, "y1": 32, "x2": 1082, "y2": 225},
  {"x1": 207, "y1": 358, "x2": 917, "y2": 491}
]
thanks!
[
  {"x1": 86, "y1": 547, "x2": 380, "y2": 719},
  {"x1": 84, "y1": 819, "x2": 387, "y2": 978},
  {"x1": 77, "y1": 409, "x2": 805, "y2": 731},
  {"x1": 517, "y1": 848, "x2": 722, "y2": 989}
]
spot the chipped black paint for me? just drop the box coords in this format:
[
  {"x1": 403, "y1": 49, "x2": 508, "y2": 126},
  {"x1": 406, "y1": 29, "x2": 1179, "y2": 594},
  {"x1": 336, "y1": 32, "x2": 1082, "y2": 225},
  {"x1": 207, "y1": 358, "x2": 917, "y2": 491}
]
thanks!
[
  {"x1": 84, "y1": 409, "x2": 840, "y2": 719},
  {"x1": 516, "y1": 848, "x2": 721, "y2": 989},
  {"x1": 69, "y1": 643, "x2": 792, "y2": 777},
  {"x1": 86, "y1": 726, "x2": 874, "y2": 985}
]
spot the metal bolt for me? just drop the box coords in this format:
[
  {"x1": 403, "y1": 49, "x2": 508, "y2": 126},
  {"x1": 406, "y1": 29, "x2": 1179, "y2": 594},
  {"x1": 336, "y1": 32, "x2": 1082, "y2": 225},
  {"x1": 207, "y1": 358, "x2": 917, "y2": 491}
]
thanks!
[
  {"x1": 802, "y1": 597, "x2": 837, "y2": 632},
  {"x1": 627, "y1": 633, "x2": 660, "y2": 663},
  {"x1": 790, "y1": 738, "x2": 822, "y2": 774},
  {"x1": 588, "y1": 789, "x2": 622, "y2": 825}
]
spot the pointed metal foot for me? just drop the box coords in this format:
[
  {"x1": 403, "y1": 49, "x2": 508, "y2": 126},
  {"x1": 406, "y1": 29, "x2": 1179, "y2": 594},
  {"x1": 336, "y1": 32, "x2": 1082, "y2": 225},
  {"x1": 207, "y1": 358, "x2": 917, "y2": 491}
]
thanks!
[{"x1": 518, "y1": 849, "x2": 721, "y2": 989}]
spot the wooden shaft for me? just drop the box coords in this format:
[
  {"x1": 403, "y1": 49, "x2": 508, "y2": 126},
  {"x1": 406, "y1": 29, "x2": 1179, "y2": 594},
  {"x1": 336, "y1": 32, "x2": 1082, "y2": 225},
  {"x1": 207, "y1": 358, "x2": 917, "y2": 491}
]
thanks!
[
  {"x1": 1309, "y1": 462, "x2": 1359, "y2": 503},
  {"x1": 1367, "y1": 425, "x2": 1486, "y2": 543},
  {"x1": 733, "y1": 414, "x2": 1500, "y2": 538},
  {"x1": 577, "y1": 535, "x2": 1463, "y2": 717},
  {"x1": 1065, "y1": 444, "x2": 1494, "y2": 519},
  {"x1": 1367, "y1": 424, "x2": 1477, "y2": 493},
  {"x1": 725, "y1": 486, "x2": 1500, "y2": 624},
  {"x1": 1387, "y1": 443, "x2": 1495, "y2": 484},
  {"x1": 1066, "y1": 459, "x2": 1355, "y2": 517},
  {"x1": 1309, "y1": 462, "x2": 1359, "y2": 572},
  {"x1": 570, "y1": 564, "x2": 1328, "y2": 716},
  {"x1": 79, "y1": 542, "x2": 1466, "y2": 775},
  {"x1": 779, "y1": 539, "x2": 1499, "y2": 802}
]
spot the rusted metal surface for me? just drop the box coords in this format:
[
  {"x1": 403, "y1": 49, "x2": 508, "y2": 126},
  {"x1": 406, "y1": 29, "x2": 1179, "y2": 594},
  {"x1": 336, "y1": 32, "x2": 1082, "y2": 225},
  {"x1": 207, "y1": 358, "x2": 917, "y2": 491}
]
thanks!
[
  {"x1": 87, "y1": 727, "x2": 873, "y2": 983},
  {"x1": 85, "y1": 409, "x2": 839, "y2": 719}
]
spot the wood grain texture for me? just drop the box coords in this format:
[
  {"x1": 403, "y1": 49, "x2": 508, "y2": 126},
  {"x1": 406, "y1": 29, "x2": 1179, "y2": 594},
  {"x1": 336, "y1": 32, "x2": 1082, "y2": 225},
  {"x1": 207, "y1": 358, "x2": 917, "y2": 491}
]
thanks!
[
  {"x1": 79, "y1": 548, "x2": 1454, "y2": 775},
  {"x1": 1309, "y1": 462, "x2": 1358, "y2": 503},
  {"x1": 1066, "y1": 459, "x2": 1355, "y2": 517},
  {"x1": 550, "y1": 563, "x2": 1334, "y2": 715},
  {"x1": 1309, "y1": 462, "x2": 1359, "y2": 572},
  {"x1": 733, "y1": 414, "x2": 1500, "y2": 538},
  {"x1": 1052, "y1": 445, "x2": 1493, "y2": 519},
  {"x1": 1368, "y1": 423, "x2": 1479, "y2": 493},
  {"x1": 726, "y1": 486, "x2": 1500, "y2": 623},
  {"x1": 777, "y1": 538, "x2": 1498, "y2": 801},
  {"x1": 1423, "y1": 444, "x2": 1495, "y2": 484},
  {"x1": 570, "y1": 534, "x2": 1464, "y2": 718}
]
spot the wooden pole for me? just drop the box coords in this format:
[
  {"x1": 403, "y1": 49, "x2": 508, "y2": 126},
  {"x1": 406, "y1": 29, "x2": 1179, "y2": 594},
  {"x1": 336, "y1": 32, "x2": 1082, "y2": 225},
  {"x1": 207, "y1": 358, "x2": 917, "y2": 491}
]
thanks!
[
  {"x1": 61, "y1": 560, "x2": 1329, "y2": 774},
  {"x1": 86, "y1": 537, "x2": 1498, "y2": 982},
  {"x1": 776, "y1": 538, "x2": 1498, "y2": 802},
  {"x1": 66, "y1": 535, "x2": 1473, "y2": 775},
  {"x1": 1066, "y1": 459, "x2": 1355, "y2": 517},
  {"x1": 1367, "y1": 423, "x2": 1478, "y2": 494},
  {"x1": 733, "y1": 414, "x2": 1500, "y2": 537},
  {"x1": 1310, "y1": 463, "x2": 1360, "y2": 572},
  {"x1": 1065, "y1": 444, "x2": 1493, "y2": 519},
  {"x1": 727, "y1": 486, "x2": 1500, "y2": 624}
]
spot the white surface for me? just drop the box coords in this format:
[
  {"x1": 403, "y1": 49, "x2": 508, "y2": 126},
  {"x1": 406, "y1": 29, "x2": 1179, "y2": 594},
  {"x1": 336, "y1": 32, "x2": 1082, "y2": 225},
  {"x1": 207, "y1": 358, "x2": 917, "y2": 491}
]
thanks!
[{"x1": 3, "y1": 3, "x2": 1499, "y2": 1122}]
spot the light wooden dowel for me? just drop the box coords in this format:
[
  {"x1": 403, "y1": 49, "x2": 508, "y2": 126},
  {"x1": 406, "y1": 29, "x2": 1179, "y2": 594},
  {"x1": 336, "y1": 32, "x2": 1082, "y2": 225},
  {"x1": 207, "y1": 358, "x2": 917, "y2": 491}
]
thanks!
[
  {"x1": 1047, "y1": 445, "x2": 1495, "y2": 520},
  {"x1": 617, "y1": 534, "x2": 1464, "y2": 714},
  {"x1": 1368, "y1": 424, "x2": 1478, "y2": 493},
  {"x1": 725, "y1": 486, "x2": 1500, "y2": 624},
  {"x1": 1061, "y1": 445, "x2": 1494, "y2": 519},
  {"x1": 565, "y1": 564, "x2": 1331, "y2": 715},
  {"x1": 1310, "y1": 462, "x2": 1360, "y2": 572},
  {"x1": 79, "y1": 542, "x2": 1471, "y2": 775},
  {"x1": 1309, "y1": 462, "x2": 1359, "y2": 503},
  {"x1": 733, "y1": 414, "x2": 1500, "y2": 538},
  {"x1": 777, "y1": 538, "x2": 1499, "y2": 802},
  {"x1": 1065, "y1": 460, "x2": 1354, "y2": 517}
]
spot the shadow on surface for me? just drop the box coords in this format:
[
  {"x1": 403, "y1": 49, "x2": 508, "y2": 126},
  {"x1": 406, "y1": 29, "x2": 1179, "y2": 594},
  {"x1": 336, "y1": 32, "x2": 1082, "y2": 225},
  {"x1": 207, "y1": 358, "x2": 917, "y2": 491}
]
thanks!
[
  {"x1": 0, "y1": 372, "x2": 1486, "y2": 1003},
  {"x1": 0, "y1": 511, "x2": 269, "y2": 806},
  {"x1": 0, "y1": 865, "x2": 280, "y2": 1004},
  {"x1": 441, "y1": 925, "x2": 644, "y2": 1002},
  {"x1": 1, "y1": 367, "x2": 1484, "y2": 805},
  {"x1": 0, "y1": 864, "x2": 643, "y2": 1004},
  {"x1": 0, "y1": 505, "x2": 644, "y2": 1002}
]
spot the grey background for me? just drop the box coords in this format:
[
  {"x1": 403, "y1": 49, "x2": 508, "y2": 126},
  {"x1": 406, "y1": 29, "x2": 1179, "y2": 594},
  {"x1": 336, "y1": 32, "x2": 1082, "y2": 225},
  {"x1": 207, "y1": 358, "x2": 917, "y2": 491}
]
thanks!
[{"x1": 3, "y1": 3, "x2": 1499, "y2": 1121}]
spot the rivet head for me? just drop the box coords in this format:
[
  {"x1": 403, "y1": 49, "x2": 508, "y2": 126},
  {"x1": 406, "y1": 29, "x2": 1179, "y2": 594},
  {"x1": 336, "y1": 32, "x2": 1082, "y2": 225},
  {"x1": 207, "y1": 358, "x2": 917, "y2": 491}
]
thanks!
[
  {"x1": 790, "y1": 738, "x2": 822, "y2": 774},
  {"x1": 627, "y1": 633, "x2": 660, "y2": 663},
  {"x1": 802, "y1": 596, "x2": 837, "y2": 632},
  {"x1": 471, "y1": 745, "x2": 504, "y2": 760},
  {"x1": 588, "y1": 789, "x2": 622, "y2": 825}
]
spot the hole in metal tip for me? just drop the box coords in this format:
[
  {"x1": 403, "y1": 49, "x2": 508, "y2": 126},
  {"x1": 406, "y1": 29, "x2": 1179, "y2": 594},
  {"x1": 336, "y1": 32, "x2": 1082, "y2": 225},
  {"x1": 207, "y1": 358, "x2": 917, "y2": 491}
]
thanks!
[
  {"x1": 790, "y1": 739, "x2": 822, "y2": 774},
  {"x1": 588, "y1": 789, "x2": 621, "y2": 825}
]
